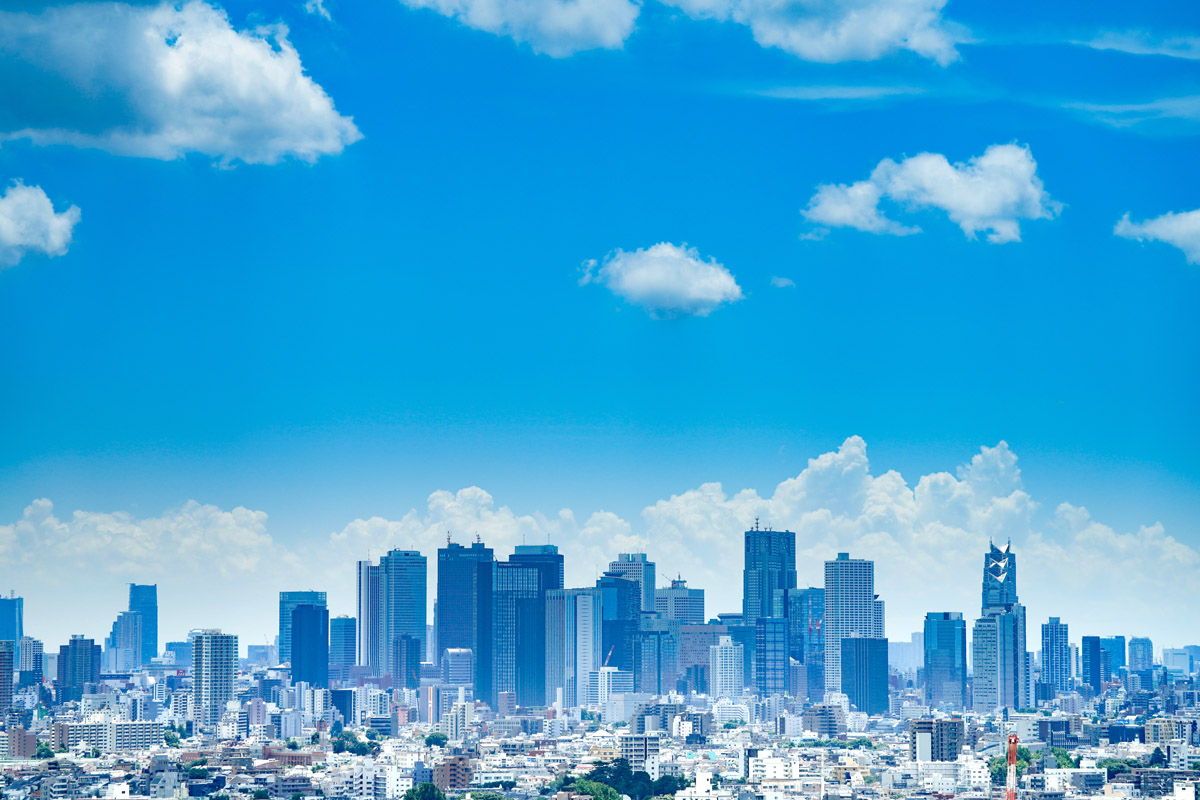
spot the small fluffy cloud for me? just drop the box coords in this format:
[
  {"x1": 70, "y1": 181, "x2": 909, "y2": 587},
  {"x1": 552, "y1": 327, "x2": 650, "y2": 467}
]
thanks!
[
  {"x1": 804, "y1": 143, "x2": 1060, "y2": 243},
  {"x1": 0, "y1": 181, "x2": 80, "y2": 267},
  {"x1": 0, "y1": 1, "x2": 361, "y2": 165},
  {"x1": 660, "y1": 0, "x2": 965, "y2": 64},
  {"x1": 580, "y1": 242, "x2": 743, "y2": 317},
  {"x1": 769, "y1": 276, "x2": 795, "y2": 288},
  {"x1": 397, "y1": 0, "x2": 639, "y2": 56},
  {"x1": 304, "y1": 0, "x2": 333, "y2": 20},
  {"x1": 1115, "y1": 209, "x2": 1200, "y2": 264}
]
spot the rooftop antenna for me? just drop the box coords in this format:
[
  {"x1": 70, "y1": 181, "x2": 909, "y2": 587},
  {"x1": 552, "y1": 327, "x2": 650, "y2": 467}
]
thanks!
[
  {"x1": 475, "y1": 531, "x2": 481, "y2": 544},
  {"x1": 446, "y1": 531, "x2": 452, "y2": 546},
  {"x1": 753, "y1": 517, "x2": 760, "y2": 531}
]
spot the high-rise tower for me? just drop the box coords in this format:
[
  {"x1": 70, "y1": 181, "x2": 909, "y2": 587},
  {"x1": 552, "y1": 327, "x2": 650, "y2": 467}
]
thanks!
[
  {"x1": 743, "y1": 522, "x2": 796, "y2": 623},
  {"x1": 437, "y1": 540, "x2": 495, "y2": 703},
  {"x1": 971, "y1": 541, "x2": 1031, "y2": 711},
  {"x1": 824, "y1": 553, "x2": 883, "y2": 697},
  {"x1": 608, "y1": 553, "x2": 656, "y2": 613},
  {"x1": 128, "y1": 584, "x2": 158, "y2": 666}
]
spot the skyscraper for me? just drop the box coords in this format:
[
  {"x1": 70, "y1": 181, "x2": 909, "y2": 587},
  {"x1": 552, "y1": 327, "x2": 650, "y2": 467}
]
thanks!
[
  {"x1": 191, "y1": 629, "x2": 237, "y2": 730},
  {"x1": 128, "y1": 584, "x2": 158, "y2": 666},
  {"x1": 608, "y1": 553, "x2": 656, "y2": 613},
  {"x1": 291, "y1": 604, "x2": 329, "y2": 688},
  {"x1": 655, "y1": 578, "x2": 704, "y2": 625},
  {"x1": 0, "y1": 640, "x2": 13, "y2": 713},
  {"x1": 279, "y1": 591, "x2": 326, "y2": 665},
  {"x1": 773, "y1": 586, "x2": 825, "y2": 699},
  {"x1": 356, "y1": 559, "x2": 382, "y2": 673},
  {"x1": 1129, "y1": 637, "x2": 1154, "y2": 672},
  {"x1": 923, "y1": 612, "x2": 967, "y2": 711},
  {"x1": 329, "y1": 616, "x2": 356, "y2": 681},
  {"x1": 506, "y1": 544, "x2": 564, "y2": 706},
  {"x1": 1041, "y1": 618, "x2": 1071, "y2": 693},
  {"x1": 494, "y1": 559, "x2": 543, "y2": 707},
  {"x1": 437, "y1": 541, "x2": 495, "y2": 703},
  {"x1": 754, "y1": 617, "x2": 788, "y2": 697},
  {"x1": 1100, "y1": 636, "x2": 1126, "y2": 672},
  {"x1": 545, "y1": 588, "x2": 602, "y2": 707},
  {"x1": 17, "y1": 636, "x2": 43, "y2": 687},
  {"x1": 596, "y1": 571, "x2": 640, "y2": 674},
  {"x1": 841, "y1": 635, "x2": 888, "y2": 715},
  {"x1": 0, "y1": 594, "x2": 23, "y2": 664},
  {"x1": 709, "y1": 635, "x2": 743, "y2": 699},
  {"x1": 971, "y1": 541, "x2": 1030, "y2": 712},
  {"x1": 56, "y1": 635, "x2": 101, "y2": 704},
  {"x1": 824, "y1": 553, "x2": 883, "y2": 697},
  {"x1": 1080, "y1": 635, "x2": 1106, "y2": 693},
  {"x1": 104, "y1": 611, "x2": 144, "y2": 672},
  {"x1": 379, "y1": 549, "x2": 428, "y2": 679},
  {"x1": 743, "y1": 522, "x2": 796, "y2": 622}
]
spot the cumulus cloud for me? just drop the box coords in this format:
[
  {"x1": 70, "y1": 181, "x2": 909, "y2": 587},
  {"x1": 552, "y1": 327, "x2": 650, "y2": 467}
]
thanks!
[
  {"x1": 660, "y1": 0, "x2": 966, "y2": 64},
  {"x1": 8, "y1": 438, "x2": 1197, "y2": 651},
  {"x1": 1078, "y1": 31, "x2": 1200, "y2": 61},
  {"x1": 1114, "y1": 209, "x2": 1200, "y2": 264},
  {"x1": 0, "y1": 180, "x2": 80, "y2": 267},
  {"x1": 0, "y1": 1, "x2": 361, "y2": 165},
  {"x1": 803, "y1": 143, "x2": 1060, "y2": 243},
  {"x1": 580, "y1": 242, "x2": 744, "y2": 317},
  {"x1": 396, "y1": 0, "x2": 639, "y2": 56}
]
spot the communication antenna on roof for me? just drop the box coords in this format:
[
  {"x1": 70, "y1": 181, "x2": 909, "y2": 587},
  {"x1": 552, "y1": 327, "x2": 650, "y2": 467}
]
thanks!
[
  {"x1": 446, "y1": 531, "x2": 452, "y2": 546},
  {"x1": 753, "y1": 517, "x2": 760, "y2": 531},
  {"x1": 475, "y1": 531, "x2": 481, "y2": 544}
]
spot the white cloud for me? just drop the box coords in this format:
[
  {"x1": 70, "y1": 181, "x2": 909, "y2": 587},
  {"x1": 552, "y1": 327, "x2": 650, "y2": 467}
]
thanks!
[
  {"x1": 7, "y1": 438, "x2": 1197, "y2": 652},
  {"x1": 769, "y1": 275, "x2": 795, "y2": 288},
  {"x1": 1068, "y1": 95, "x2": 1200, "y2": 128},
  {"x1": 1078, "y1": 31, "x2": 1200, "y2": 61},
  {"x1": 661, "y1": 0, "x2": 966, "y2": 64},
  {"x1": 305, "y1": 0, "x2": 333, "y2": 21},
  {"x1": 1115, "y1": 208, "x2": 1200, "y2": 264},
  {"x1": 397, "y1": 0, "x2": 639, "y2": 56},
  {"x1": 0, "y1": 1, "x2": 361, "y2": 165},
  {"x1": 754, "y1": 84, "x2": 924, "y2": 101},
  {"x1": 804, "y1": 143, "x2": 1060, "y2": 243},
  {"x1": 580, "y1": 242, "x2": 744, "y2": 317},
  {"x1": 0, "y1": 181, "x2": 80, "y2": 267}
]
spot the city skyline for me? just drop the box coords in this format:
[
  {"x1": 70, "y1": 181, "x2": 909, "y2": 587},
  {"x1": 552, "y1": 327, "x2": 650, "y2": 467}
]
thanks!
[{"x1": 2, "y1": 436, "x2": 1195, "y2": 655}]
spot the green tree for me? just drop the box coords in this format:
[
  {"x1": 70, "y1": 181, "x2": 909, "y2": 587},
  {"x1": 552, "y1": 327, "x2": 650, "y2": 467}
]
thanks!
[
  {"x1": 425, "y1": 732, "x2": 449, "y2": 748},
  {"x1": 1050, "y1": 748, "x2": 1079, "y2": 769},
  {"x1": 164, "y1": 730, "x2": 180, "y2": 748},
  {"x1": 365, "y1": 728, "x2": 381, "y2": 741},
  {"x1": 332, "y1": 739, "x2": 346, "y2": 754},
  {"x1": 34, "y1": 741, "x2": 54, "y2": 759},
  {"x1": 254, "y1": 790, "x2": 271, "y2": 799},
  {"x1": 1148, "y1": 747, "x2": 1167, "y2": 767},
  {"x1": 286, "y1": 739, "x2": 300, "y2": 751},
  {"x1": 311, "y1": 732, "x2": 321, "y2": 744},
  {"x1": 187, "y1": 767, "x2": 211, "y2": 780},
  {"x1": 403, "y1": 783, "x2": 448, "y2": 800},
  {"x1": 572, "y1": 780, "x2": 621, "y2": 800}
]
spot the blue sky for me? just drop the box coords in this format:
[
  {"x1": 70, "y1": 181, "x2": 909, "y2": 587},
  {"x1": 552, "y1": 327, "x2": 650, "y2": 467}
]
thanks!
[{"x1": 0, "y1": 0, "x2": 1198, "y2": 649}]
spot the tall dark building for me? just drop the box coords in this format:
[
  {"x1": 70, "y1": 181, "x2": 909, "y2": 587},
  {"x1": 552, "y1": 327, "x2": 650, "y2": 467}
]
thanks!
[
  {"x1": 504, "y1": 544, "x2": 563, "y2": 706},
  {"x1": 436, "y1": 541, "x2": 495, "y2": 703},
  {"x1": 1080, "y1": 635, "x2": 1106, "y2": 693},
  {"x1": 279, "y1": 591, "x2": 326, "y2": 664},
  {"x1": 1100, "y1": 636, "x2": 1126, "y2": 672},
  {"x1": 0, "y1": 640, "x2": 13, "y2": 713},
  {"x1": 840, "y1": 635, "x2": 888, "y2": 715},
  {"x1": 291, "y1": 604, "x2": 330, "y2": 688},
  {"x1": 773, "y1": 587, "x2": 825, "y2": 700},
  {"x1": 329, "y1": 616, "x2": 356, "y2": 681},
  {"x1": 0, "y1": 595, "x2": 24, "y2": 665},
  {"x1": 379, "y1": 550, "x2": 427, "y2": 679},
  {"x1": 494, "y1": 559, "x2": 549, "y2": 708},
  {"x1": 742, "y1": 522, "x2": 796, "y2": 622},
  {"x1": 755, "y1": 617, "x2": 788, "y2": 697},
  {"x1": 128, "y1": 584, "x2": 158, "y2": 666},
  {"x1": 910, "y1": 718, "x2": 965, "y2": 762},
  {"x1": 923, "y1": 612, "x2": 967, "y2": 710},
  {"x1": 393, "y1": 634, "x2": 423, "y2": 689},
  {"x1": 56, "y1": 635, "x2": 101, "y2": 703},
  {"x1": 596, "y1": 570, "x2": 640, "y2": 673}
]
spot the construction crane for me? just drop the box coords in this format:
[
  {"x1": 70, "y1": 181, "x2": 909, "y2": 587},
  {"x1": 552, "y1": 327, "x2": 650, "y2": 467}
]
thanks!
[{"x1": 1006, "y1": 732, "x2": 1020, "y2": 800}]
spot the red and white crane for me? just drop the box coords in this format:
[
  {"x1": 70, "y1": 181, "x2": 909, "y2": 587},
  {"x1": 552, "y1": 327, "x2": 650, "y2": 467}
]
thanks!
[{"x1": 1006, "y1": 733, "x2": 1020, "y2": 800}]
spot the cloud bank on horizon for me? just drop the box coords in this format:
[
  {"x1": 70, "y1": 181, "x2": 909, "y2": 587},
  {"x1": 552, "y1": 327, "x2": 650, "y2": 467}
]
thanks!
[{"x1": 3, "y1": 438, "x2": 1195, "y2": 653}]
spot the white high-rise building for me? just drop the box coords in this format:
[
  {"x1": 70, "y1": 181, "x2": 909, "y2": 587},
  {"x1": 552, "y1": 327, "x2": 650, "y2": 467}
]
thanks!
[
  {"x1": 191, "y1": 630, "x2": 237, "y2": 730},
  {"x1": 545, "y1": 588, "x2": 602, "y2": 708},
  {"x1": 824, "y1": 553, "x2": 883, "y2": 696},
  {"x1": 608, "y1": 553, "x2": 656, "y2": 613},
  {"x1": 709, "y1": 635, "x2": 744, "y2": 699}
]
